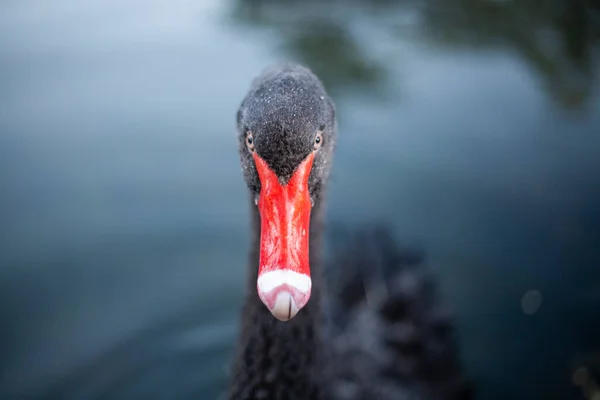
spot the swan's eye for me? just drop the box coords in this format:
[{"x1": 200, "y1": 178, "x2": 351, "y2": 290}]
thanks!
[
  {"x1": 246, "y1": 132, "x2": 254, "y2": 152},
  {"x1": 314, "y1": 130, "x2": 323, "y2": 150}
]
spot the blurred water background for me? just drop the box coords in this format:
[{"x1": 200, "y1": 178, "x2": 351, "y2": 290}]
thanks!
[{"x1": 1, "y1": 0, "x2": 599, "y2": 399}]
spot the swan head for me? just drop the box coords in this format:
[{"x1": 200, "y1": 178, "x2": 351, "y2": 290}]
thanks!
[{"x1": 237, "y1": 63, "x2": 336, "y2": 321}]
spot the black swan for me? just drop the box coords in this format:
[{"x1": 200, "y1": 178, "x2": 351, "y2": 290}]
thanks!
[{"x1": 228, "y1": 64, "x2": 472, "y2": 400}]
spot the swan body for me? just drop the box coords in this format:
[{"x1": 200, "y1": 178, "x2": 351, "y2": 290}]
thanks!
[{"x1": 228, "y1": 64, "x2": 472, "y2": 400}]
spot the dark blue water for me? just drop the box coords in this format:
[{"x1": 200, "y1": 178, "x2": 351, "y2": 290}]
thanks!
[{"x1": 1, "y1": 1, "x2": 599, "y2": 399}]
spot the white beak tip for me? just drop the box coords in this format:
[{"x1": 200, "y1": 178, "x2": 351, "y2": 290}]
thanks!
[
  {"x1": 270, "y1": 291, "x2": 299, "y2": 321},
  {"x1": 256, "y1": 270, "x2": 312, "y2": 321}
]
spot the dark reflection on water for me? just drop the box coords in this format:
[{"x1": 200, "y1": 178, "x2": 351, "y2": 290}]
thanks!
[
  {"x1": 1, "y1": 0, "x2": 599, "y2": 399},
  {"x1": 228, "y1": 0, "x2": 600, "y2": 108}
]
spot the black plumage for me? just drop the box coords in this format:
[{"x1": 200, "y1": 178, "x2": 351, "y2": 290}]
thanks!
[{"x1": 229, "y1": 64, "x2": 473, "y2": 400}]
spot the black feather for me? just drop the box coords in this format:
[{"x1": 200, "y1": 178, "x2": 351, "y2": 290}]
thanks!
[{"x1": 229, "y1": 64, "x2": 473, "y2": 400}]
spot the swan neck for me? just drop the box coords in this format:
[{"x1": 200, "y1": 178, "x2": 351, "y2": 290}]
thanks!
[{"x1": 228, "y1": 199, "x2": 327, "y2": 398}]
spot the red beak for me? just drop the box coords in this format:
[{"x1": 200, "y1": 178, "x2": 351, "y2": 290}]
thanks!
[{"x1": 253, "y1": 152, "x2": 314, "y2": 321}]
